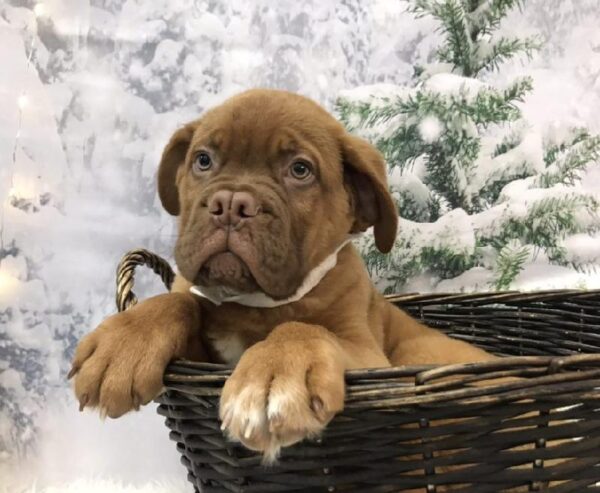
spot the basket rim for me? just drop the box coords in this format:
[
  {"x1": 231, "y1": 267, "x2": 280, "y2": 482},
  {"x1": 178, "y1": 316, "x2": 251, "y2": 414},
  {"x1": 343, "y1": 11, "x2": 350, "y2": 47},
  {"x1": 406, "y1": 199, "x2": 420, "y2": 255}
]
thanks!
[
  {"x1": 161, "y1": 353, "x2": 600, "y2": 411},
  {"x1": 385, "y1": 289, "x2": 600, "y2": 305},
  {"x1": 164, "y1": 353, "x2": 600, "y2": 381}
]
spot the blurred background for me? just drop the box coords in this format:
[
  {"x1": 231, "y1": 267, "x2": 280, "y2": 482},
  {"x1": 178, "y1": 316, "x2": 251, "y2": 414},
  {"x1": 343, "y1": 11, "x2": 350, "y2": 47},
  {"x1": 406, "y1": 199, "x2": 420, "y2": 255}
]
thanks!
[{"x1": 1, "y1": 1, "x2": 600, "y2": 491}]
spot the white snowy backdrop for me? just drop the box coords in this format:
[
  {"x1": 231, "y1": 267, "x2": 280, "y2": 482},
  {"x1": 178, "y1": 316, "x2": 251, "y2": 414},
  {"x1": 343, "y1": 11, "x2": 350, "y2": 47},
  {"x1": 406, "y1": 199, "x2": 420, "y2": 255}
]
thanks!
[{"x1": 1, "y1": 1, "x2": 599, "y2": 492}]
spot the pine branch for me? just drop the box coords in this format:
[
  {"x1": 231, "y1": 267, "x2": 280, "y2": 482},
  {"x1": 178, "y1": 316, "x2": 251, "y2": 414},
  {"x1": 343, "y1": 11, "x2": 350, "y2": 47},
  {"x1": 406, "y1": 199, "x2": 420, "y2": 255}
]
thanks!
[
  {"x1": 359, "y1": 234, "x2": 423, "y2": 291},
  {"x1": 470, "y1": 77, "x2": 532, "y2": 125},
  {"x1": 476, "y1": 169, "x2": 530, "y2": 208},
  {"x1": 421, "y1": 246, "x2": 477, "y2": 278},
  {"x1": 475, "y1": 36, "x2": 542, "y2": 74},
  {"x1": 412, "y1": 0, "x2": 475, "y2": 75},
  {"x1": 481, "y1": 195, "x2": 600, "y2": 253},
  {"x1": 543, "y1": 128, "x2": 590, "y2": 166},
  {"x1": 546, "y1": 245, "x2": 568, "y2": 266},
  {"x1": 356, "y1": 218, "x2": 479, "y2": 292},
  {"x1": 376, "y1": 126, "x2": 427, "y2": 170},
  {"x1": 341, "y1": 74, "x2": 531, "y2": 130},
  {"x1": 571, "y1": 261, "x2": 599, "y2": 276},
  {"x1": 425, "y1": 143, "x2": 480, "y2": 211},
  {"x1": 337, "y1": 80, "x2": 531, "y2": 211},
  {"x1": 427, "y1": 192, "x2": 450, "y2": 221},
  {"x1": 492, "y1": 126, "x2": 524, "y2": 157},
  {"x1": 501, "y1": 75, "x2": 534, "y2": 103},
  {"x1": 470, "y1": 0, "x2": 525, "y2": 35},
  {"x1": 475, "y1": 124, "x2": 541, "y2": 208},
  {"x1": 335, "y1": 98, "x2": 380, "y2": 131},
  {"x1": 524, "y1": 195, "x2": 596, "y2": 247},
  {"x1": 350, "y1": 79, "x2": 530, "y2": 134},
  {"x1": 413, "y1": 0, "x2": 538, "y2": 75},
  {"x1": 392, "y1": 186, "x2": 434, "y2": 222},
  {"x1": 493, "y1": 241, "x2": 529, "y2": 290},
  {"x1": 359, "y1": 237, "x2": 477, "y2": 293},
  {"x1": 538, "y1": 133, "x2": 600, "y2": 187},
  {"x1": 460, "y1": 0, "x2": 487, "y2": 13}
]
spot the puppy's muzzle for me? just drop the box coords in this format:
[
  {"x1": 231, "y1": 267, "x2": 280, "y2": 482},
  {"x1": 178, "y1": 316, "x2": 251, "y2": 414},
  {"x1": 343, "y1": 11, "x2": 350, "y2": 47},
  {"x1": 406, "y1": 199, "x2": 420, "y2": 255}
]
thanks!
[{"x1": 208, "y1": 190, "x2": 261, "y2": 229}]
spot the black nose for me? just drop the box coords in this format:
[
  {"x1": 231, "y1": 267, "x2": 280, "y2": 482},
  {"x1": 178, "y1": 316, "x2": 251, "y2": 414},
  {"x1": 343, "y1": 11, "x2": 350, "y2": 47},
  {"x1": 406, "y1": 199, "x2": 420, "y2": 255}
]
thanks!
[{"x1": 208, "y1": 190, "x2": 260, "y2": 227}]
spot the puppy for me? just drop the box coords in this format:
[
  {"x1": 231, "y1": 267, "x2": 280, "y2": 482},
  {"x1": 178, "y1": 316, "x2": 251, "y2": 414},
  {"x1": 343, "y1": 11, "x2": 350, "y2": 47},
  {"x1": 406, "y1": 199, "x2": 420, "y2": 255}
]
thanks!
[{"x1": 70, "y1": 89, "x2": 494, "y2": 461}]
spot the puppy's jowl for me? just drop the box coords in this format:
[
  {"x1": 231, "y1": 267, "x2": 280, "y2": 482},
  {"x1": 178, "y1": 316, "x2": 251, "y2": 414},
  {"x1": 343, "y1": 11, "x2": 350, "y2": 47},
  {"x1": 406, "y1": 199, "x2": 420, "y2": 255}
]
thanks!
[{"x1": 70, "y1": 89, "x2": 494, "y2": 461}]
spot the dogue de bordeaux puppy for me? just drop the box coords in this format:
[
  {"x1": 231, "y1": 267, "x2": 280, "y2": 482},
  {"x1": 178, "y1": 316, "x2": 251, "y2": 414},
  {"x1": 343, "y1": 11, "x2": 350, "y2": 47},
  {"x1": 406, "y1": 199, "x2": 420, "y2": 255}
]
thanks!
[{"x1": 70, "y1": 89, "x2": 494, "y2": 462}]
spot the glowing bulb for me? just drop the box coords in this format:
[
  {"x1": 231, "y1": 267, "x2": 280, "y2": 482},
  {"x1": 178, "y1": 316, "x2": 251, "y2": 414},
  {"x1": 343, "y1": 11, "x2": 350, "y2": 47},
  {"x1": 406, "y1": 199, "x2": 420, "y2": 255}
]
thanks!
[
  {"x1": 17, "y1": 94, "x2": 29, "y2": 109},
  {"x1": 8, "y1": 176, "x2": 37, "y2": 199},
  {"x1": 0, "y1": 270, "x2": 19, "y2": 295},
  {"x1": 34, "y1": 3, "x2": 46, "y2": 17}
]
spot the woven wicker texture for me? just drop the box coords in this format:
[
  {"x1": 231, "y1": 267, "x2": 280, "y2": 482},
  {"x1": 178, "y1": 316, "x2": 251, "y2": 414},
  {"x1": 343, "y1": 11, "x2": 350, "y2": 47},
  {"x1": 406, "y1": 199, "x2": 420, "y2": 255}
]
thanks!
[
  {"x1": 116, "y1": 250, "x2": 600, "y2": 492},
  {"x1": 116, "y1": 248, "x2": 175, "y2": 311}
]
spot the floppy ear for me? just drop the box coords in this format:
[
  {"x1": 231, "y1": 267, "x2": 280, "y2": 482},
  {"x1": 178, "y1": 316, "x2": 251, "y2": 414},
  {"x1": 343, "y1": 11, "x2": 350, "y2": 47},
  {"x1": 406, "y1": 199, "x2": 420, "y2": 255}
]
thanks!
[
  {"x1": 342, "y1": 133, "x2": 398, "y2": 253},
  {"x1": 157, "y1": 121, "x2": 197, "y2": 216}
]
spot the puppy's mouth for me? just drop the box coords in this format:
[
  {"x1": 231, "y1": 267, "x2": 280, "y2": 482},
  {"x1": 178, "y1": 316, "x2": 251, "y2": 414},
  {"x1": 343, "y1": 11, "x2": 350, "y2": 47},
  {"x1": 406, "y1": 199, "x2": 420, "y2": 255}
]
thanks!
[
  {"x1": 196, "y1": 251, "x2": 260, "y2": 293},
  {"x1": 185, "y1": 227, "x2": 295, "y2": 298},
  {"x1": 176, "y1": 206, "x2": 302, "y2": 300}
]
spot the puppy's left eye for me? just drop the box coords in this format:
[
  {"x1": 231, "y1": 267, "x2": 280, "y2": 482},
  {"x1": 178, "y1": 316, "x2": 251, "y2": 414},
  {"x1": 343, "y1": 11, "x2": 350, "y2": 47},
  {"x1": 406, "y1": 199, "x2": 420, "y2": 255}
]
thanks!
[
  {"x1": 289, "y1": 161, "x2": 313, "y2": 180},
  {"x1": 193, "y1": 152, "x2": 212, "y2": 173}
]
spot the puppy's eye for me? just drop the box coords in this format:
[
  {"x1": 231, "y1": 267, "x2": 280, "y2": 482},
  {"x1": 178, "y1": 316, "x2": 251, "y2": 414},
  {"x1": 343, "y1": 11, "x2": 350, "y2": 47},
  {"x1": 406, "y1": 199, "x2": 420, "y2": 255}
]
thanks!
[
  {"x1": 289, "y1": 161, "x2": 313, "y2": 180},
  {"x1": 193, "y1": 152, "x2": 212, "y2": 173}
]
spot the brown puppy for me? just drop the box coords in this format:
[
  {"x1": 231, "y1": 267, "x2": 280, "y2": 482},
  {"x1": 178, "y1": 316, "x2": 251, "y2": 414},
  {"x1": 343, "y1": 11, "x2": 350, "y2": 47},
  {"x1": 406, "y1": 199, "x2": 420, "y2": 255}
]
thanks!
[{"x1": 70, "y1": 89, "x2": 494, "y2": 461}]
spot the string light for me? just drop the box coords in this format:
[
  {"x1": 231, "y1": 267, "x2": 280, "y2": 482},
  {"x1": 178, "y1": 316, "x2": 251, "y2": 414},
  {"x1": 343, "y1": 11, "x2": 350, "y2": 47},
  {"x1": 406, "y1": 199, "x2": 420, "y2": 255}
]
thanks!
[
  {"x1": 0, "y1": 270, "x2": 19, "y2": 295},
  {"x1": 17, "y1": 94, "x2": 29, "y2": 109},
  {"x1": 0, "y1": 25, "x2": 37, "y2": 268},
  {"x1": 33, "y1": 3, "x2": 46, "y2": 18}
]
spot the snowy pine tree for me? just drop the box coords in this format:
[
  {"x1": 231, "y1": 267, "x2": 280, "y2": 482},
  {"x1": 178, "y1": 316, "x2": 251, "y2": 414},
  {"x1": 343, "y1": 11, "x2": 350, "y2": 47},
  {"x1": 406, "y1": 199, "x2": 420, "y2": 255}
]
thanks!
[{"x1": 337, "y1": 0, "x2": 600, "y2": 293}]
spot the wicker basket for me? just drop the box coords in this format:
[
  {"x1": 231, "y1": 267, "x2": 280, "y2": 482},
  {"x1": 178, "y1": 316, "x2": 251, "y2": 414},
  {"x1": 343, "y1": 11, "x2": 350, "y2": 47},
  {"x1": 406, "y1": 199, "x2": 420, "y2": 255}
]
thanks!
[{"x1": 117, "y1": 249, "x2": 600, "y2": 492}]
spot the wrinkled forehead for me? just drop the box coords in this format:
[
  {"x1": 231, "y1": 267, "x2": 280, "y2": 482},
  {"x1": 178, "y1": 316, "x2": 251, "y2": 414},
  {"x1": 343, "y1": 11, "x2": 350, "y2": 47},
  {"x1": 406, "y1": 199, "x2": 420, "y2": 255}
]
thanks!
[{"x1": 190, "y1": 92, "x2": 342, "y2": 168}]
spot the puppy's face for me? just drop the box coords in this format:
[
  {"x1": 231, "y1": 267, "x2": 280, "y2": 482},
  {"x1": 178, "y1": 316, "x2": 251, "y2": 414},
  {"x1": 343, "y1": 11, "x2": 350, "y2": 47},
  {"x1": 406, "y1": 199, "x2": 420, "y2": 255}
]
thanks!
[{"x1": 158, "y1": 89, "x2": 397, "y2": 299}]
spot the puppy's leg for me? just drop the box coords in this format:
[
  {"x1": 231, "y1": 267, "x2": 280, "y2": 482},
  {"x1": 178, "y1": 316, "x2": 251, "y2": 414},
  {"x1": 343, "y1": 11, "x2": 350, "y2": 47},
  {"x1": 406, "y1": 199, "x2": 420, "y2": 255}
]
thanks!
[
  {"x1": 385, "y1": 304, "x2": 495, "y2": 366},
  {"x1": 220, "y1": 321, "x2": 388, "y2": 461},
  {"x1": 70, "y1": 290, "x2": 206, "y2": 418}
]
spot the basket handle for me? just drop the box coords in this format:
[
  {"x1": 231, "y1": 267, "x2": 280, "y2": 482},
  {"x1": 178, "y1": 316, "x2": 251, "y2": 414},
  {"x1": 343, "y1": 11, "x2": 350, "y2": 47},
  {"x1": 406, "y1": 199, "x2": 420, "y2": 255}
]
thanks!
[{"x1": 116, "y1": 248, "x2": 175, "y2": 312}]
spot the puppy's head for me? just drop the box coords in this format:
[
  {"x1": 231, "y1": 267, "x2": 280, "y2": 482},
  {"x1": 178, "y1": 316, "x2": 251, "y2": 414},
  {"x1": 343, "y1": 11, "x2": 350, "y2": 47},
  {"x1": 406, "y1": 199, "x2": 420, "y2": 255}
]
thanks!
[{"x1": 158, "y1": 89, "x2": 397, "y2": 299}]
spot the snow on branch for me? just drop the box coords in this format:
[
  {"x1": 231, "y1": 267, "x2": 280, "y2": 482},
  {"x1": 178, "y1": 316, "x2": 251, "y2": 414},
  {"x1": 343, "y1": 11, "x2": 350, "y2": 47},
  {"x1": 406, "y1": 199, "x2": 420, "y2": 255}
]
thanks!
[
  {"x1": 537, "y1": 134, "x2": 600, "y2": 188},
  {"x1": 475, "y1": 36, "x2": 542, "y2": 73},
  {"x1": 412, "y1": 0, "x2": 475, "y2": 75},
  {"x1": 469, "y1": 0, "x2": 525, "y2": 35}
]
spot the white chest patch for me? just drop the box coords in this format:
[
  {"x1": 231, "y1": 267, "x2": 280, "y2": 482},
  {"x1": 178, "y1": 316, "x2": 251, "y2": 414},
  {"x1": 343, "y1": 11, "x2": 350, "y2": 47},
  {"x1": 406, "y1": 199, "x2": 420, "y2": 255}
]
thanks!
[{"x1": 210, "y1": 333, "x2": 246, "y2": 365}]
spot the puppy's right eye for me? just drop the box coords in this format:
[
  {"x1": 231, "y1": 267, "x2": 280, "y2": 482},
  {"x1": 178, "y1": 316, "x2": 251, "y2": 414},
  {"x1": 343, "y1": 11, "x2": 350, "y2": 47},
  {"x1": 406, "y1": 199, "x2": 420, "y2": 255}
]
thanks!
[
  {"x1": 289, "y1": 161, "x2": 313, "y2": 180},
  {"x1": 193, "y1": 152, "x2": 212, "y2": 173}
]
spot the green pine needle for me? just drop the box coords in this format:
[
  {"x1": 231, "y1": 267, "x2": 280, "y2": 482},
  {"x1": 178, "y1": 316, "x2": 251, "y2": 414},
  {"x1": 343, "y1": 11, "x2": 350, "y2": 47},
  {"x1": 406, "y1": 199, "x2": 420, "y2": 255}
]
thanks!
[
  {"x1": 493, "y1": 242, "x2": 529, "y2": 290},
  {"x1": 538, "y1": 135, "x2": 600, "y2": 187},
  {"x1": 475, "y1": 36, "x2": 542, "y2": 73},
  {"x1": 470, "y1": 0, "x2": 526, "y2": 35}
]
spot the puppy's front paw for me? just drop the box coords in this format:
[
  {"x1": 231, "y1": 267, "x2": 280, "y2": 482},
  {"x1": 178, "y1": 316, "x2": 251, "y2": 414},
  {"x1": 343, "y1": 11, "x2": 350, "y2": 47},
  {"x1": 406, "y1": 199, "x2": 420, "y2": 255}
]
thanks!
[
  {"x1": 70, "y1": 293, "x2": 201, "y2": 418},
  {"x1": 219, "y1": 329, "x2": 345, "y2": 462}
]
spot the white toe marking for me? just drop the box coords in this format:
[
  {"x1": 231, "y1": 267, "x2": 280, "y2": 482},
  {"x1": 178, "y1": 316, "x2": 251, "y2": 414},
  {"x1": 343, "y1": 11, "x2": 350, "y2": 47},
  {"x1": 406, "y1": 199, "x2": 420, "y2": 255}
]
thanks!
[
  {"x1": 267, "y1": 390, "x2": 292, "y2": 419},
  {"x1": 267, "y1": 385, "x2": 305, "y2": 420},
  {"x1": 222, "y1": 385, "x2": 267, "y2": 440}
]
